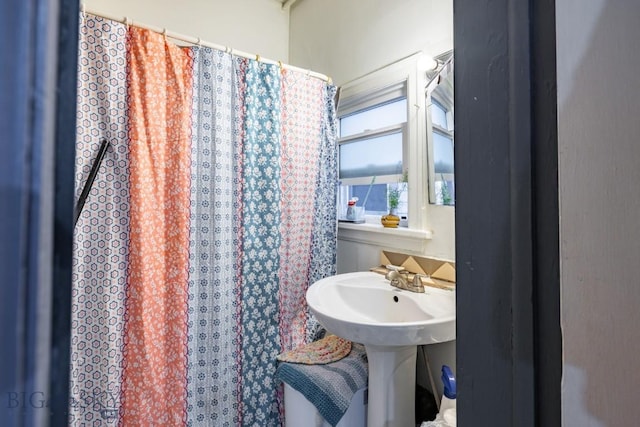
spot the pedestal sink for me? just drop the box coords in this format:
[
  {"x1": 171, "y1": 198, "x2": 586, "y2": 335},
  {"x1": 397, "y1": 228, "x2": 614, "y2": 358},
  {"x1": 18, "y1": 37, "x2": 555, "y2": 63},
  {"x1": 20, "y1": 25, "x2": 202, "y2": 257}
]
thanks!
[{"x1": 306, "y1": 271, "x2": 455, "y2": 427}]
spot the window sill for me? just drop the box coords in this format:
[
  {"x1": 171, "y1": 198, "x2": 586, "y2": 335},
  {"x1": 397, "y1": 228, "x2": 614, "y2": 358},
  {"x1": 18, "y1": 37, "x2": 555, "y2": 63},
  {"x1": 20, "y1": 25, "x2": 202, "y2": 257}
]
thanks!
[{"x1": 337, "y1": 221, "x2": 432, "y2": 253}]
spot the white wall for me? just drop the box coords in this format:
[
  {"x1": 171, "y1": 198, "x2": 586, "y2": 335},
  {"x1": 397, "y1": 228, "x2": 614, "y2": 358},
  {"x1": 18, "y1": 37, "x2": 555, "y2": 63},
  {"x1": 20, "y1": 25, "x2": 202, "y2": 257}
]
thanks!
[
  {"x1": 289, "y1": 0, "x2": 453, "y2": 86},
  {"x1": 290, "y1": 0, "x2": 455, "y2": 270},
  {"x1": 84, "y1": 0, "x2": 290, "y2": 62},
  {"x1": 557, "y1": 1, "x2": 640, "y2": 425}
]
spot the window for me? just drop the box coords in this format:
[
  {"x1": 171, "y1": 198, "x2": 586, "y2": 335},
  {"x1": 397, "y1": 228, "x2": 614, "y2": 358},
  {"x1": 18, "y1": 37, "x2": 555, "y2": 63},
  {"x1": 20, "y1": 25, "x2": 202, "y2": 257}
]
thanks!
[
  {"x1": 336, "y1": 55, "x2": 425, "y2": 228},
  {"x1": 430, "y1": 99, "x2": 454, "y2": 205},
  {"x1": 338, "y1": 98, "x2": 408, "y2": 217},
  {"x1": 334, "y1": 54, "x2": 455, "y2": 254},
  {"x1": 426, "y1": 59, "x2": 454, "y2": 206}
]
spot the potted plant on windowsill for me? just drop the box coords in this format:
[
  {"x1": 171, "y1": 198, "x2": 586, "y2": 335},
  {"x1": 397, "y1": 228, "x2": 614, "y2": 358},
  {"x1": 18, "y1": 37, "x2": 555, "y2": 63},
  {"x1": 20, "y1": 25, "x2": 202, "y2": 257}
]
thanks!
[{"x1": 381, "y1": 170, "x2": 408, "y2": 228}]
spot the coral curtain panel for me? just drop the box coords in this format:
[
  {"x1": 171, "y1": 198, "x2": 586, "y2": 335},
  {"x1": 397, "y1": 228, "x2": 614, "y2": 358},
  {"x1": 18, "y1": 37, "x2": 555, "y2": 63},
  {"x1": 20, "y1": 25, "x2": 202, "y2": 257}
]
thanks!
[
  {"x1": 71, "y1": 15, "x2": 338, "y2": 427},
  {"x1": 119, "y1": 27, "x2": 193, "y2": 425}
]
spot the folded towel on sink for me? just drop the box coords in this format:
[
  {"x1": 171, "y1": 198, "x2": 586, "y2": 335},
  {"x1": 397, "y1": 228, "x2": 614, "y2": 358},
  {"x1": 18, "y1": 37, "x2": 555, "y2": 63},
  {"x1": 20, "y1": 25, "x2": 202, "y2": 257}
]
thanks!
[
  {"x1": 276, "y1": 343, "x2": 368, "y2": 427},
  {"x1": 276, "y1": 334, "x2": 351, "y2": 365}
]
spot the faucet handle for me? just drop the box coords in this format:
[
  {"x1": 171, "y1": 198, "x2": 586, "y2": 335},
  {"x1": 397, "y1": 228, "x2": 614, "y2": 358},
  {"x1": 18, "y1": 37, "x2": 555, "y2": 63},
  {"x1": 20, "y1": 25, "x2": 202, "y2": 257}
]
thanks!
[
  {"x1": 385, "y1": 269, "x2": 408, "y2": 281},
  {"x1": 386, "y1": 264, "x2": 407, "y2": 273},
  {"x1": 412, "y1": 273, "x2": 429, "y2": 287}
]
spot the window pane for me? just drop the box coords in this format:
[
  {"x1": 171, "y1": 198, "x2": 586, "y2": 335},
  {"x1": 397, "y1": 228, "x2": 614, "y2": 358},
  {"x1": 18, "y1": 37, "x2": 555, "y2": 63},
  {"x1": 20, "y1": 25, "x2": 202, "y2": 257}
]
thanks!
[
  {"x1": 340, "y1": 132, "x2": 403, "y2": 179},
  {"x1": 340, "y1": 98, "x2": 407, "y2": 137},
  {"x1": 433, "y1": 131, "x2": 454, "y2": 174},
  {"x1": 339, "y1": 183, "x2": 408, "y2": 216},
  {"x1": 435, "y1": 180, "x2": 455, "y2": 206},
  {"x1": 351, "y1": 183, "x2": 387, "y2": 213},
  {"x1": 431, "y1": 100, "x2": 448, "y2": 129}
]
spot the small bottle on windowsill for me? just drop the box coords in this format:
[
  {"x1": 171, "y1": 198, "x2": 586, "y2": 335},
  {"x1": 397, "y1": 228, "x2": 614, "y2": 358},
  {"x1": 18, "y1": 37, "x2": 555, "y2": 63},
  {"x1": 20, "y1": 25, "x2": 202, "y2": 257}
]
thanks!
[{"x1": 346, "y1": 200, "x2": 356, "y2": 220}]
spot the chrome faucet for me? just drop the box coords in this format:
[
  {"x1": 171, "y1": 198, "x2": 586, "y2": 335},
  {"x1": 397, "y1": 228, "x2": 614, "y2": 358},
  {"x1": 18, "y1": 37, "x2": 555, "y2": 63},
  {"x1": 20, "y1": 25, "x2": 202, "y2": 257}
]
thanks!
[{"x1": 385, "y1": 270, "x2": 426, "y2": 293}]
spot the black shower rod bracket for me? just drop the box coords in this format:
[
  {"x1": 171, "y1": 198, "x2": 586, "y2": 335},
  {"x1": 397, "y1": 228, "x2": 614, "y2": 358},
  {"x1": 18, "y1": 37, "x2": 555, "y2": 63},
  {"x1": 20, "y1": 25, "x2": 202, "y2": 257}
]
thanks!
[{"x1": 74, "y1": 138, "x2": 110, "y2": 227}]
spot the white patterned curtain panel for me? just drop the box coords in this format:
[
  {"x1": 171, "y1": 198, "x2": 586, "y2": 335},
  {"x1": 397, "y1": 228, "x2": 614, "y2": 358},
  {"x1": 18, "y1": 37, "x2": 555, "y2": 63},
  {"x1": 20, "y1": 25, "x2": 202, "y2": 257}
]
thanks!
[
  {"x1": 187, "y1": 46, "x2": 241, "y2": 427},
  {"x1": 70, "y1": 15, "x2": 128, "y2": 426}
]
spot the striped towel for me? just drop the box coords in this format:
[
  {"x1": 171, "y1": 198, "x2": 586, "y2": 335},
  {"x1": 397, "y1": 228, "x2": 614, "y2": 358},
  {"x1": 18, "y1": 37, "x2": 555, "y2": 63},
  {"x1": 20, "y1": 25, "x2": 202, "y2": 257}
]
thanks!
[{"x1": 276, "y1": 343, "x2": 368, "y2": 427}]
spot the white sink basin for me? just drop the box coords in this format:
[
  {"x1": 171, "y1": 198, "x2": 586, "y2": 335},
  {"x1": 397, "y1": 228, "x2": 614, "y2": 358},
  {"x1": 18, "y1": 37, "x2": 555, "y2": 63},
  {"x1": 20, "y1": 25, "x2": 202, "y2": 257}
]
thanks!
[
  {"x1": 306, "y1": 271, "x2": 456, "y2": 427},
  {"x1": 306, "y1": 271, "x2": 455, "y2": 346}
]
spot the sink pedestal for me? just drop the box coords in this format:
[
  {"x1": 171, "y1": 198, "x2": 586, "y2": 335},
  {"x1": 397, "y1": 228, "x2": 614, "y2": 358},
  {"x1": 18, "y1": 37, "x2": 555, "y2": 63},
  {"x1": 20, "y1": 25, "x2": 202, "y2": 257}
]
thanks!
[{"x1": 365, "y1": 344, "x2": 417, "y2": 427}]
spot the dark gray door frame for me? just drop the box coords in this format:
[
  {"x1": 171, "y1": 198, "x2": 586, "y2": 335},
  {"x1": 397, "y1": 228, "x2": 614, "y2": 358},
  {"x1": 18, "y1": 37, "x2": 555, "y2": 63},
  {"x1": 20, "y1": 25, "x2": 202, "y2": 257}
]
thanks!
[{"x1": 454, "y1": 0, "x2": 561, "y2": 426}]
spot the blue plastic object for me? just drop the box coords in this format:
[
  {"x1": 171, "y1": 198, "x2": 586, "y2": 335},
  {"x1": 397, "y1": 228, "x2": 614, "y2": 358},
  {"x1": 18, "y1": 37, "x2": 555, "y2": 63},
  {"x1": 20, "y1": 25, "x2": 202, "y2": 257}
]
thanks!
[{"x1": 441, "y1": 365, "x2": 457, "y2": 399}]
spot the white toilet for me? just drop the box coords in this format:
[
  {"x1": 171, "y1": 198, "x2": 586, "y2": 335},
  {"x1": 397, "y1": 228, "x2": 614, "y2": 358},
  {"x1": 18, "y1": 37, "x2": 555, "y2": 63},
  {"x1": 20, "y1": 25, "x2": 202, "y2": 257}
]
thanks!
[{"x1": 284, "y1": 384, "x2": 368, "y2": 427}]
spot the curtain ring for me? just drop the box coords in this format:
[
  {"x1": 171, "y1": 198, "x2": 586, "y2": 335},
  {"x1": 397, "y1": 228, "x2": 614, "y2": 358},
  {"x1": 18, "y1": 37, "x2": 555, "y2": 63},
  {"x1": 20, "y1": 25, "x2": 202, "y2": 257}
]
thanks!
[
  {"x1": 278, "y1": 60, "x2": 283, "y2": 71},
  {"x1": 256, "y1": 54, "x2": 261, "y2": 62},
  {"x1": 124, "y1": 16, "x2": 130, "y2": 27},
  {"x1": 162, "y1": 28, "x2": 167, "y2": 40},
  {"x1": 196, "y1": 37, "x2": 202, "y2": 46}
]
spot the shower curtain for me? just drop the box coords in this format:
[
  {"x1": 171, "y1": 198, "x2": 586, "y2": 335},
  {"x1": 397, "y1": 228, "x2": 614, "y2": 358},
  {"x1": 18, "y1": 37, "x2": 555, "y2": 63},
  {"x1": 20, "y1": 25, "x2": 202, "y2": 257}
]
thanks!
[{"x1": 71, "y1": 15, "x2": 337, "y2": 427}]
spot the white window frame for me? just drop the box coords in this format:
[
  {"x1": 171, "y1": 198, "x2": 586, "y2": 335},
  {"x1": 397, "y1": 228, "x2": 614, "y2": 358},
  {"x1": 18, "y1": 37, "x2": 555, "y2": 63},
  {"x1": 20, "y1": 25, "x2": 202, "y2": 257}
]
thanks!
[
  {"x1": 427, "y1": 94, "x2": 455, "y2": 205},
  {"x1": 337, "y1": 53, "x2": 429, "y2": 232},
  {"x1": 425, "y1": 53, "x2": 454, "y2": 207}
]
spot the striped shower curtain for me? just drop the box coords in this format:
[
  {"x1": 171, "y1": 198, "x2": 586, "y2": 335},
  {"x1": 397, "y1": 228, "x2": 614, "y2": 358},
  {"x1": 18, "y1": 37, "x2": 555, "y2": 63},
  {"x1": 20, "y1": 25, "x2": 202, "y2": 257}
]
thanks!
[{"x1": 71, "y1": 15, "x2": 338, "y2": 427}]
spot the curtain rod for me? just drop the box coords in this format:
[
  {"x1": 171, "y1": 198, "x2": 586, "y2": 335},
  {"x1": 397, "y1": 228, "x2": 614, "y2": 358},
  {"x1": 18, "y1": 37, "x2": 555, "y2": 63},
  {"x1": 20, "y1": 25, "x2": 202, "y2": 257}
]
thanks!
[{"x1": 81, "y1": 5, "x2": 332, "y2": 84}]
